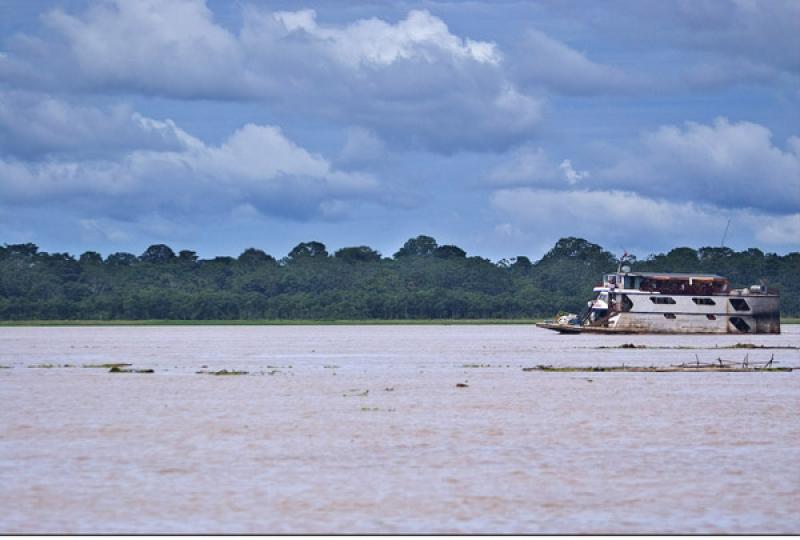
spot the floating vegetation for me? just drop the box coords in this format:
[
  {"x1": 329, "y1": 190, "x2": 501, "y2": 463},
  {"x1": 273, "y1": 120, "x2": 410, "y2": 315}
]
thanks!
[
  {"x1": 456, "y1": 383, "x2": 469, "y2": 388},
  {"x1": 462, "y1": 363, "x2": 491, "y2": 368},
  {"x1": 361, "y1": 407, "x2": 395, "y2": 412},
  {"x1": 726, "y1": 343, "x2": 799, "y2": 349},
  {"x1": 109, "y1": 366, "x2": 154, "y2": 373},
  {"x1": 594, "y1": 343, "x2": 799, "y2": 350},
  {"x1": 28, "y1": 363, "x2": 76, "y2": 368},
  {"x1": 83, "y1": 362, "x2": 132, "y2": 369},
  {"x1": 384, "y1": 387, "x2": 395, "y2": 392},
  {"x1": 0, "y1": 365, "x2": 11, "y2": 369},
  {"x1": 343, "y1": 389, "x2": 369, "y2": 397},
  {"x1": 595, "y1": 344, "x2": 695, "y2": 350},
  {"x1": 323, "y1": 365, "x2": 340, "y2": 369},
  {"x1": 205, "y1": 369, "x2": 249, "y2": 376},
  {"x1": 522, "y1": 363, "x2": 794, "y2": 373}
]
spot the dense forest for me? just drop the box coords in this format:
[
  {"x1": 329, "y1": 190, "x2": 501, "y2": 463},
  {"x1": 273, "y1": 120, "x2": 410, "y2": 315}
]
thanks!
[{"x1": 0, "y1": 236, "x2": 797, "y2": 320}]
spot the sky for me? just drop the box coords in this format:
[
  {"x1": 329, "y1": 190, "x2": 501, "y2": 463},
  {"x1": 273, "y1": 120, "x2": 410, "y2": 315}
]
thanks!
[{"x1": 0, "y1": 0, "x2": 798, "y2": 262}]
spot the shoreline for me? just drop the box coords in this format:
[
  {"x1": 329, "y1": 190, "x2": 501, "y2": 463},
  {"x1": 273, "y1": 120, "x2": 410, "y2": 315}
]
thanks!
[{"x1": 0, "y1": 318, "x2": 798, "y2": 327}]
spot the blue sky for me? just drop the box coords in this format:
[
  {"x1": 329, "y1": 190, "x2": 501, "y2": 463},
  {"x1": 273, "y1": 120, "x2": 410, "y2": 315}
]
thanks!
[{"x1": 0, "y1": 0, "x2": 798, "y2": 261}]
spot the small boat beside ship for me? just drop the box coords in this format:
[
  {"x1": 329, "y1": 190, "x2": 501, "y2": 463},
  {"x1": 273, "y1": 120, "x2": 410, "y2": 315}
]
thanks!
[{"x1": 537, "y1": 265, "x2": 780, "y2": 334}]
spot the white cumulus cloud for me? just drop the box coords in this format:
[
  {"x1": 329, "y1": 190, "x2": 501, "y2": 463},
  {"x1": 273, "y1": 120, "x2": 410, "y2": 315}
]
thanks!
[
  {"x1": 269, "y1": 8, "x2": 500, "y2": 68},
  {"x1": 490, "y1": 187, "x2": 800, "y2": 253},
  {"x1": 0, "y1": 91, "x2": 191, "y2": 159},
  {"x1": 755, "y1": 214, "x2": 800, "y2": 245},
  {"x1": 559, "y1": 159, "x2": 589, "y2": 185},
  {"x1": 38, "y1": 0, "x2": 242, "y2": 98},
  {"x1": 0, "y1": 1, "x2": 539, "y2": 153},
  {"x1": 487, "y1": 145, "x2": 590, "y2": 187},
  {"x1": 0, "y1": 113, "x2": 380, "y2": 222},
  {"x1": 602, "y1": 117, "x2": 800, "y2": 214}
]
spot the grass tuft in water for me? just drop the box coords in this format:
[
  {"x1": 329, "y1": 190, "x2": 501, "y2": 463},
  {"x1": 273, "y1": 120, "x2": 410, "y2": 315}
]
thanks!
[
  {"x1": 83, "y1": 363, "x2": 132, "y2": 369},
  {"x1": 721, "y1": 343, "x2": 800, "y2": 349},
  {"x1": 209, "y1": 369, "x2": 249, "y2": 376},
  {"x1": 28, "y1": 363, "x2": 76, "y2": 368},
  {"x1": 108, "y1": 366, "x2": 154, "y2": 373}
]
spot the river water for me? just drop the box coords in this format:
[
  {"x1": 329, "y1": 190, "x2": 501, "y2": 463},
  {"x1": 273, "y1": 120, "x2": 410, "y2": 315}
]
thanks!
[{"x1": 1, "y1": 325, "x2": 798, "y2": 533}]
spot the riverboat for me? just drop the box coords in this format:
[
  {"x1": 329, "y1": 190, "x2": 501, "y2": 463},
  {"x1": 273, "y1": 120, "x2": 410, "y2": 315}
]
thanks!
[{"x1": 537, "y1": 266, "x2": 780, "y2": 334}]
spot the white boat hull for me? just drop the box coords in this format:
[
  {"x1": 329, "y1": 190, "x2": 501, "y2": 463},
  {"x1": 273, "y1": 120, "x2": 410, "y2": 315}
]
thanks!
[{"x1": 539, "y1": 294, "x2": 780, "y2": 334}]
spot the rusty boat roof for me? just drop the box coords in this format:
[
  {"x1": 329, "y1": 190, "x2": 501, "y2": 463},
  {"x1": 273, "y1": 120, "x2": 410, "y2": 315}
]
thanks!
[{"x1": 618, "y1": 272, "x2": 726, "y2": 280}]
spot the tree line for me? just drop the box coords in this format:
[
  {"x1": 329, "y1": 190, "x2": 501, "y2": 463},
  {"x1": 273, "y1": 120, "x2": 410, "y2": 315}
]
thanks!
[{"x1": 0, "y1": 236, "x2": 797, "y2": 320}]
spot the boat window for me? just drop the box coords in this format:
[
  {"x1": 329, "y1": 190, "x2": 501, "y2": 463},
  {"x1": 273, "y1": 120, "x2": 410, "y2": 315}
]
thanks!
[
  {"x1": 621, "y1": 294, "x2": 633, "y2": 312},
  {"x1": 729, "y1": 299, "x2": 750, "y2": 311},
  {"x1": 663, "y1": 313, "x2": 676, "y2": 319},
  {"x1": 623, "y1": 276, "x2": 634, "y2": 289},
  {"x1": 692, "y1": 298, "x2": 716, "y2": 305},
  {"x1": 650, "y1": 296, "x2": 676, "y2": 304},
  {"x1": 706, "y1": 314, "x2": 716, "y2": 320},
  {"x1": 729, "y1": 317, "x2": 751, "y2": 332}
]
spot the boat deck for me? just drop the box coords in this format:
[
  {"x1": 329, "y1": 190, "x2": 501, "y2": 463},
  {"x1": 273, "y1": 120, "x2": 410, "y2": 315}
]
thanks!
[{"x1": 535, "y1": 322, "x2": 651, "y2": 334}]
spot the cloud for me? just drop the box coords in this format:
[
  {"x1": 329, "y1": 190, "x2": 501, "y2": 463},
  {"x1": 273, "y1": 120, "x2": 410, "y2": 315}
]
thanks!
[
  {"x1": 486, "y1": 145, "x2": 589, "y2": 187},
  {"x1": 484, "y1": 118, "x2": 800, "y2": 255},
  {"x1": 34, "y1": 0, "x2": 241, "y2": 98},
  {"x1": 0, "y1": 113, "x2": 380, "y2": 223},
  {"x1": 756, "y1": 214, "x2": 800, "y2": 245},
  {"x1": 511, "y1": 30, "x2": 646, "y2": 95},
  {"x1": 79, "y1": 218, "x2": 130, "y2": 243},
  {"x1": 492, "y1": 188, "x2": 723, "y2": 241},
  {"x1": 602, "y1": 117, "x2": 800, "y2": 214},
  {"x1": 559, "y1": 159, "x2": 589, "y2": 185},
  {"x1": 490, "y1": 187, "x2": 800, "y2": 253},
  {"x1": 266, "y1": 8, "x2": 500, "y2": 67},
  {"x1": 0, "y1": 91, "x2": 190, "y2": 159},
  {"x1": 240, "y1": 7, "x2": 541, "y2": 152},
  {"x1": 338, "y1": 127, "x2": 387, "y2": 166},
  {"x1": 667, "y1": 0, "x2": 800, "y2": 76},
  {"x1": 682, "y1": 58, "x2": 785, "y2": 90},
  {"x1": 0, "y1": 1, "x2": 542, "y2": 152},
  {"x1": 518, "y1": 1, "x2": 800, "y2": 94},
  {"x1": 590, "y1": 0, "x2": 800, "y2": 90}
]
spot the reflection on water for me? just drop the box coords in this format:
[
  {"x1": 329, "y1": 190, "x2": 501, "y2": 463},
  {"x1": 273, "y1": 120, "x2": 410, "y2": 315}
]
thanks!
[{"x1": 1, "y1": 325, "x2": 798, "y2": 533}]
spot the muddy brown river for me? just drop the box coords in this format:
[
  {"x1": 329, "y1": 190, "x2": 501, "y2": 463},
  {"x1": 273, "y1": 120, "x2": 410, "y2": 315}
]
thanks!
[{"x1": 1, "y1": 324, "x2": 798, "y2": 533}]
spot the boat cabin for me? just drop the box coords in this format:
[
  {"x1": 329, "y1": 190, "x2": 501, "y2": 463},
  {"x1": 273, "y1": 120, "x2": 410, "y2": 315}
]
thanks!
[
  {"x1": 602, "y1": 272, "x2": 729, "y2": 296},
  {"x1": 538, "y1": 268, "x2": 780, "y2": 334}
]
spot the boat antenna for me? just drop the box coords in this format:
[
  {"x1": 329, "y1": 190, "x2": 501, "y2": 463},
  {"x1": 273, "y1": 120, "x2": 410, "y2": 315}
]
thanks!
[
  {"x1": 617, "y1": 249, "x2": 629, "y2": 272},
  {"x1": 720, "y1": 218, "x2": 731, "y2": 247}
]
